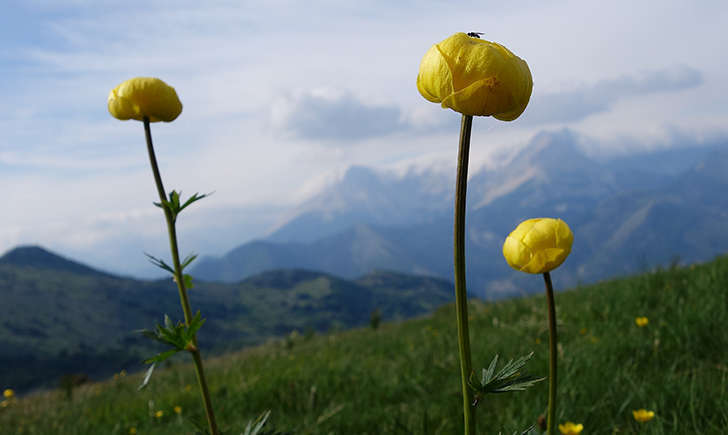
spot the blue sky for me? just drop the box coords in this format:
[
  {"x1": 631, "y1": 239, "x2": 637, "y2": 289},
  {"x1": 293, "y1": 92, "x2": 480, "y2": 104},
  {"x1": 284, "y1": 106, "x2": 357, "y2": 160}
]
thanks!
[{"x1": 2, "y1": 1, "x2": 727, "y2": 277}]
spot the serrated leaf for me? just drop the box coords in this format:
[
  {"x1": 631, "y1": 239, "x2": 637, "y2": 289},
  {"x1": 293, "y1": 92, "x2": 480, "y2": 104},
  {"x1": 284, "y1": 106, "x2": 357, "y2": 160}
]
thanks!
[
  {"x1": 144, "y1": 253, "x2": 175, "y2": 275},
  {"x1": 179, "y1": 273, "x2": 194, "y2": 289},
  {"x1": 178, "y1": 192, "x2": 212, "y2": 214},
  {"x1": 138, "y1": 363, "x2": 156, "y2": 391},
  {"x1": 471, "y1": 351, "x2": 545, "y2": 398},
  {"x1": 186, "y1": 311, "x2": 206, "y2": 338},
  {"x1": 181, "y1": 254, "x2": 198, "y2": 270},
  {"x1": 483, "y1": 354, "x2": 499, "y2": 385},
  {"x1": 144, "y1": 348, "x2": 181, "y2": 365}
]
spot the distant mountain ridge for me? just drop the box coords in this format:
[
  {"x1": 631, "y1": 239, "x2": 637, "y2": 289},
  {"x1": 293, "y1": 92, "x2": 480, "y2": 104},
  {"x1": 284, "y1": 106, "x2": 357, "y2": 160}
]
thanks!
[
  {"x1": 0, "y1": 245, "x2": 113, "y2": 277},
  {"x1": 192, "y1": 129, "x2": 728, "y2": 298},
  {"x1": 0, "y1": 246, "x2": 453, "y2": 392}
]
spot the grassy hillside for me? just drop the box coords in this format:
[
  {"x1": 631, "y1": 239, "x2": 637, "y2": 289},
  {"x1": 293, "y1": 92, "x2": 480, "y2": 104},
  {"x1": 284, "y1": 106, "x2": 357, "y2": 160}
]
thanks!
[{"x1": 1, "y1": 255, "x2": 727, "y2": 434}]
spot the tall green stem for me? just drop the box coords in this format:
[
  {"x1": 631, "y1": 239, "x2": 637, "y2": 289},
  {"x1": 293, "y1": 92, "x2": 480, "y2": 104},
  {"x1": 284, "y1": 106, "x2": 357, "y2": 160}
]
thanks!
[
  {"x1": 143, "y1": 118, "x2": 220, "y2": 435},
  {"x1": 454, "y1": 114, "x2": 475, "y2": 434},
  {"x1": 543, "y1": 271, "x2": 557, "y2": 435}
]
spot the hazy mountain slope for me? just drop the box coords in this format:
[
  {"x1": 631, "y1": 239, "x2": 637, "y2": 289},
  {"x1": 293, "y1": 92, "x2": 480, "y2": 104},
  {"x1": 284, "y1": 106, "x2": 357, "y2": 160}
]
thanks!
[
  {"x1": 191, "y1": 131, "x2": 728, "y2": 299},
  {"x1": 0, "y1": 247, "x2": 453, "y2": 392}
]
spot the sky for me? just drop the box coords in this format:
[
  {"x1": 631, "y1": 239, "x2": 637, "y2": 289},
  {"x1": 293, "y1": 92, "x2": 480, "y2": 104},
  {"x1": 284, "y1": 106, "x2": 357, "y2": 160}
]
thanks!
[{"x1": 1, "y1": 0, "x2": 727, "y2": 277}]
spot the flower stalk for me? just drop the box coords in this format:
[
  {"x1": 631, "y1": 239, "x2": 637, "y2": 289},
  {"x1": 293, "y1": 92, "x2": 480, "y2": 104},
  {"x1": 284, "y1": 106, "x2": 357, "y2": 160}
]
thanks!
[
  {"x1": 543, "y1": 271, "x2": 557, "y2": 435},
  {"x1": 454, "y1": 114, "x2": 475, "y2": 434},
  {"x1": 143, "y1": 117, "x2": 219, "y2": 435}
]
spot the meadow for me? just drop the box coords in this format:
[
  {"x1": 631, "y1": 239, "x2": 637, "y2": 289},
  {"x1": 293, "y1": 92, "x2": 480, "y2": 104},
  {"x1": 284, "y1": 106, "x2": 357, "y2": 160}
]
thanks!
[{"x1": 1, "y1": 255, "x2": 727, "y2": 434}]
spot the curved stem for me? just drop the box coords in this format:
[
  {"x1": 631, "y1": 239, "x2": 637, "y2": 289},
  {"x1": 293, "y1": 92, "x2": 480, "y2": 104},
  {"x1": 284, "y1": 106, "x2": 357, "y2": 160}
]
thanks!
[
  {"x1": 143, "y1": 118, "x2": 219, "y2": 435},
  {"x1": 543, "y1": 272, "x2": 558, "y2": 435},
  {"x1": 454, "y1": 114, "x2": 475, "y2": 434}
]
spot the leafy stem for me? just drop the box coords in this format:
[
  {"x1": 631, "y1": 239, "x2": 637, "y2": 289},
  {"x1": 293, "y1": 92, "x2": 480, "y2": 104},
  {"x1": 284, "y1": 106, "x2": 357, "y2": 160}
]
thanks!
[{"x1": 143, "y1": 117, "x2": 219, "y2": 435}]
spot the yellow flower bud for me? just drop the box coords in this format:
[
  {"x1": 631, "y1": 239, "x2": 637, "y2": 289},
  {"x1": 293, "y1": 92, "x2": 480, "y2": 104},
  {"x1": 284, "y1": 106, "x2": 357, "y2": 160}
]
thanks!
[
  {"x1": 416, "y1": 33, "x2": 532, "y2": 120},
  {"x1": 108, "y1": 77, "x2": 182, "y2": 122},
  {"x1": 503, "y1": 218, "x2": 573, "y2": 274},
  {"x1": 632, "y1": 409, "x2": 656, "y2": 423}
]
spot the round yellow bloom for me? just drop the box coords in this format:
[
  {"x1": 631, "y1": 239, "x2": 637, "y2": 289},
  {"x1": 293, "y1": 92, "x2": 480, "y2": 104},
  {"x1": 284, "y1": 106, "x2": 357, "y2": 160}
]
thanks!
[
  {"x1": 417, "y1": 32, "x2": 532, "y2": 120},
  {"x1": 3, "y1": 389, "x2": 14, "y2": 399},
  {"x1": 108, "y1": 77, "x2": 182, "y2": 122},
  {"x1": 503, "y1": 218, "x2": 573, "y2": 274},
  {"x1": 633, "y1": 409, "x2": 655, "y2": 422},
  {"x1": 635, "y1": 316, "x2": 649, "y2": 327},
  {"x1": 129, "y1": 428, "x2": 137, "y2": 435},
  {"x1": 174, "y1": 405, "x2": 182, "y2": 414},
  {"x1": 155, "y1": 410, "x2": 164, "y2": 418},
  {"x1": 558, "y1": 422, "x2": 583, "y2": 434}
]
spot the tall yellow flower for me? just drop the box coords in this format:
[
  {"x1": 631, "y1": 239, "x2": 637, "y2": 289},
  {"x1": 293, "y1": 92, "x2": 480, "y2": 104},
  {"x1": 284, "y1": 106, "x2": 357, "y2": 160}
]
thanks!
[
  {"x1": 633, "y1": 409, "x2": 655, "y2": 422},
  {"x1": 558, "y1": 422, "x2": 583, "y2": 434},
  {"x1": 503, "y1": 218, "x2": 574, "y2": 274},
  {"x1": 108, "y1": 77, "x2": 182, "y2": 122},
  {"x1": 417, "y1": 32, "x2": 532, "y2": 120}
]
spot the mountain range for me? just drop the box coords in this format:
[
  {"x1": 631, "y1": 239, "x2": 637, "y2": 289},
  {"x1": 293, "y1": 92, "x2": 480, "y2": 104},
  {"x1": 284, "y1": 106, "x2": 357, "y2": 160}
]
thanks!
[
  {"x1": 192, "y1": 129, "x2": 728, "y2": 298},
  {"x1": 0, "y1": 246, "x2": 453, "y2": 392}
]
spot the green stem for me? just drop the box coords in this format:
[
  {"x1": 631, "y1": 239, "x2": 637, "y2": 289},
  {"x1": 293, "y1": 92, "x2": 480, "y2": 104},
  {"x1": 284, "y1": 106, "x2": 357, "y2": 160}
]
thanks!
[
  {"x1": 454, "y1": 114, "x2": 475, "y2": 434},
  {"x1": 543, "y1": 271, "x2": 558, "y2": 435},
  {"x1": 143, "y1": 118, "x2": 219, "y2": 435}
]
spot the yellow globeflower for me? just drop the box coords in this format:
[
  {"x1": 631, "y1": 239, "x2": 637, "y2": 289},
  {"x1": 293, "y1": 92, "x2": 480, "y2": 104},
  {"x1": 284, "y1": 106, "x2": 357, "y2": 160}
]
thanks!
[
  {"x1": 108, "y1": 77, "x2": 182, "y2": 122},
  {"x1": 155, "y1": 410, "x2": 164, "y2": 418},
  {"x1": 503, "y1": 218, "x2": 574, "y2": 274},
  {"x1": 417, "y1": 32, "x2": 532, "y2": 120},
  {"x1": 174, "y1": 405, "x2": 182, "y2": 414},
  {"x1": 558, "y1": 421, "x2": 584, "y2": 434},
  {"x1": 635, "y1": 316, "x2": 649, "y2": 327},
  {"x1": 3, "y1": 389, "x2": 14, "y2": 399},
  {"x1": 129, "y1": 428, "x2": 137, "y2": 435},
  {"x1": 633, "y1": 409, "x2": 655, "y2": 422}
]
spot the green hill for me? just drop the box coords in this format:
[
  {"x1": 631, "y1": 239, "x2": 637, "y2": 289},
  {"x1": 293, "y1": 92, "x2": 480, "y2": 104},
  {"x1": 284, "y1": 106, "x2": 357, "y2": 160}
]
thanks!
[
  {"x1": 2, "y1": 255, "x2": 726, "y2": 434},
  {"x1": 0, "y1": 246, "x2": 453, "y2": 393}
]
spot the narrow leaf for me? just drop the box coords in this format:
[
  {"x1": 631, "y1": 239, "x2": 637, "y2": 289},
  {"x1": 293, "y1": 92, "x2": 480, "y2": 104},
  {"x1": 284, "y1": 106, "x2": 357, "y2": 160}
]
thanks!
[
  {"x1": 144, "y1": 348, "x2": 180, "y2": 364},
  {"x1": 138, "y1": 363, "x2": 156, "y2": 391}
]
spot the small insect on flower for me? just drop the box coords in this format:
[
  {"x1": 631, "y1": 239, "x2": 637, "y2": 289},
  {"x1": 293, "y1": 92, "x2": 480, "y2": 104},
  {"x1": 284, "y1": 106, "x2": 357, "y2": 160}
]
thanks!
[
  {"x1": 635, "y1": 316, "x2": 649, "y2": 327},
  {"x1": 558, "y1": 421, "x2": 584, "y2": 434},
  {"x1": 633, "y1": 409, "x2": 655, "y2": 422}
]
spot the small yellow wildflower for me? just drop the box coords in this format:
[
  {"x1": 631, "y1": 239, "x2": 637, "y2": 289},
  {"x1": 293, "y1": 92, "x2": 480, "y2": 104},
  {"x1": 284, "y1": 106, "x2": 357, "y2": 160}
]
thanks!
[
  {"x1": 174, "y1": 405, "x2": 182, "y2": 414},
  {"x1": 558, "y1": 421, "x2": 584, "y2": 434},
  {"x1": 633, "y1": 409, "x2": 655, "y2": 422},
  {"x1": 635, "y1": 317, "x2": 649, "y2": 327},
  {"x1": 120, "y1": 369, "x2": 127, "y2": 377},
  {"x1": 3, "y1": 389, "x2": 14, "y2": 399},
  {"x1": 155, "y1": 410, "x2": 164, "y2": 418},
  {"x1": 129, "y1": 428, "x2": 137, "y2": 435},
  {"x1": 1, "y1": 400, "x2": 9, "y2": 408},
  {"x1": 184, "y1": 384, "x2": 193, "y2": 392}
]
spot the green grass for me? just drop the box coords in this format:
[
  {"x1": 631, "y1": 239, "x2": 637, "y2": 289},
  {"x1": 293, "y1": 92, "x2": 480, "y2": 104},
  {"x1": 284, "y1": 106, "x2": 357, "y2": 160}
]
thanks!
[{"x1": 2, "y1": 256, "x2": 728, "y2": 434}]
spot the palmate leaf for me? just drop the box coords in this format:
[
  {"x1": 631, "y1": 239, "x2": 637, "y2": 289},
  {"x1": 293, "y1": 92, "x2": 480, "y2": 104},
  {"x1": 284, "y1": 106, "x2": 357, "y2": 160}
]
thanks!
[
  {"x1": 144, "y1": 253, "x2": 174, "y2": 275},
  {"x1": 154, "y1": 190, "x2": 212, "y2": 222},
  {"x1": 469, "y1": 352, "x2": 545, "y2": 398},
  {"x1": 137, "y1": 311, "x2": 207, "y2": 378}
]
